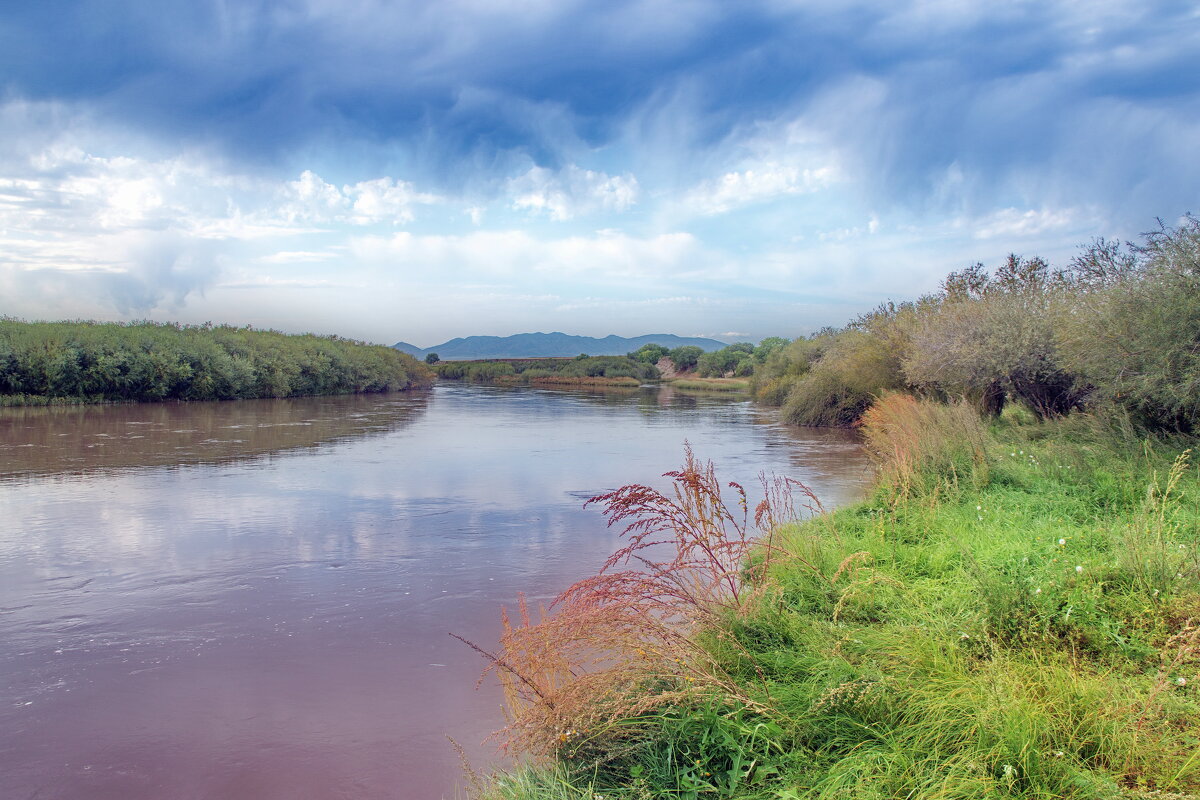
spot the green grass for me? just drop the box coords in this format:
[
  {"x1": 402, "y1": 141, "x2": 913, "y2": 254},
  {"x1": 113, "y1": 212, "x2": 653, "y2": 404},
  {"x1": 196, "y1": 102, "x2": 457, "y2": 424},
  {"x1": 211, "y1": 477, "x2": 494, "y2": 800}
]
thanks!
[
  {"x1": 474, "y1": 410, "x2": 1200, "y2": 799},
  {"x1": 670, "y1": 379, "x2": 751, "y2": 392}
]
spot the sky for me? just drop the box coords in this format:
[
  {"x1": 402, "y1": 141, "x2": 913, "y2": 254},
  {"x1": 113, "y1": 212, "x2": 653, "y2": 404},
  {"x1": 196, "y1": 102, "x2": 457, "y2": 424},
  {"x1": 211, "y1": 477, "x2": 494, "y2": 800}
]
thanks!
[{"x1": 0, "y1": 1, "x2": 1197, "y2": 347}]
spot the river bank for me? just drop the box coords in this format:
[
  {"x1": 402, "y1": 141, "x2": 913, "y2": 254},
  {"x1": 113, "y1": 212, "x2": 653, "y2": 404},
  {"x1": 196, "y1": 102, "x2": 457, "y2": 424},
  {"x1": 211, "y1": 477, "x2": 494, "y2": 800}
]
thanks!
[{"x1": 476, "y1": 395, "x2": 1200, "y2": 800}]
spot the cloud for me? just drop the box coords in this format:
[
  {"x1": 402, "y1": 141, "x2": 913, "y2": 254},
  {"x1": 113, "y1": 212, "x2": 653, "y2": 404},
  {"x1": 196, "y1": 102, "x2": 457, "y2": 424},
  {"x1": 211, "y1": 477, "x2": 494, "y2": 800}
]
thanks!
[
  {"x1": 2, "y1": 2, "x2": 1197, "y2": 219},
  {"x1": 2, "y1": 231, "x2": 223, "y2": 317},
  {"x1": 279, "y1": 171, "x2": 439, "y2": 225},
  {"x1": 350, "y1": 228, "x2": 702, "y2": 282},
  {"x1": 0, "y1": 2, "x2": 1196, "y2": 343},
  {"x1": 507, "y1": 164, "x2": 638, "y2": 220},
  {"x1": 683, "y1": 163, "x2": 836, "y2": 216},
  {"x1": 0, "y1": 129, "x2": 441, "y2": 316},
  {"x1": 970, "y1": 207, "x2": 1084, "y2": 240},
  {"x1": 257, "y1": 251, "x2": 340, "y2": 264}
]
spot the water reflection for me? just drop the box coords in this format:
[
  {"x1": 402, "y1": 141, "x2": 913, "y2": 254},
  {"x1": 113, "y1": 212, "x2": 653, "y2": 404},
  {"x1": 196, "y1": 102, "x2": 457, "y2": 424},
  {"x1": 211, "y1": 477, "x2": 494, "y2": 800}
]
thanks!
[
  {"x1": 0, "y1": 391, "x2": 431, "y2": 481},
  {"x1": 0, "y1": 383, "x2": 870, "y2": 800}
]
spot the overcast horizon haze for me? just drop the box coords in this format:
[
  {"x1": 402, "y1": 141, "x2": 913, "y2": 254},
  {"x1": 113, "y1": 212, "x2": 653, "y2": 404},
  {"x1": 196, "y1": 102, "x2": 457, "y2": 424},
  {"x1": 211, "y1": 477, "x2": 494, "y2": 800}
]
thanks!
[{"x1": 1, "y1": 1, "x2": 1197, "y2": 347}]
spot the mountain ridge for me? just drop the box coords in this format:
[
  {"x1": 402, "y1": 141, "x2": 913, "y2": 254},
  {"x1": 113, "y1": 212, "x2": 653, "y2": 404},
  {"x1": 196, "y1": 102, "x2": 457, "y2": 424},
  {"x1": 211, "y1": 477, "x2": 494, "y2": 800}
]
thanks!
[{"x1": 392, "y1": 332, "x2": 728, "y2": 360}]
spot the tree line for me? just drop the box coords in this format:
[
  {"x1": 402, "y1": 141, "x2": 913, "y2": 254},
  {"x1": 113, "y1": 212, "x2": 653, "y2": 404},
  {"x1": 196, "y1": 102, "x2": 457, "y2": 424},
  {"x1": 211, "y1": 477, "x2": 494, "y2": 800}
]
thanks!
[
  {"x1": 627, "y1": 339, "x2": 789, "y2": 376},
  {"x1": 751, "y1": 216, "x2": 1200, "y2": 432},
  {"x1": 0, "y1": 319, "x2": 433, "y2": 404},
  {"x1": 435, "y1": 354, "x2": 660, "y2": 382}
]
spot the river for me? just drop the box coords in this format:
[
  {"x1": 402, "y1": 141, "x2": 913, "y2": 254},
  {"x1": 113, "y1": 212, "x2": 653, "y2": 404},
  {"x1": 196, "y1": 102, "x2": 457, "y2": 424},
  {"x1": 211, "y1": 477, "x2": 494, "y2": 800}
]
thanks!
[{"x1": 0, "y1": 383, "x2": 871, "y2": 799}]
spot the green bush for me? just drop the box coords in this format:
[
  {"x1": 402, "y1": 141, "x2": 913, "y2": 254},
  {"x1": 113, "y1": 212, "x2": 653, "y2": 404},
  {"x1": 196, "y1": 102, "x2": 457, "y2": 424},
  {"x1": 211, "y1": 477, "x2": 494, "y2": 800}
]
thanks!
[
  {"x1": 903, "y1": 256, "x2": 1082, "y2": 419},
  {"x1": 0, "y1": 319, "x2": 431, "y2": 403},
  {"x1": 1058, "y1": 217, "x2": 1200, "y2": 432},
  {"x1": 751, "y1": 336, "x2": 828, "y2": 405},
  {"x1": 668, "y1": 345, "x2": 704, "y2": 372},
  {"x1": 782, "y1": 330, "x2": 905, "y2": 426}
]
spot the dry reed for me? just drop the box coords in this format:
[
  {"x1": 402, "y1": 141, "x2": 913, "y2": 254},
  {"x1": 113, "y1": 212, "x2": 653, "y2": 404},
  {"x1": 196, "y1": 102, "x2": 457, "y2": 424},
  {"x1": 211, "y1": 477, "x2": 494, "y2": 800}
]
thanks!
[{"x1": 459, "y1": 446, "x2": 810, "y2": 757}]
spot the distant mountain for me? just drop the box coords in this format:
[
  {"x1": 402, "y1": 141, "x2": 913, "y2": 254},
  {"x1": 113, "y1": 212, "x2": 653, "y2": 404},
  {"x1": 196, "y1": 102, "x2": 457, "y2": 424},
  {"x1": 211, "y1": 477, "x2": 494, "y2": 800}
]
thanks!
[{"x1": 392, "y1": 332, "x2": 728, "y2": 360}]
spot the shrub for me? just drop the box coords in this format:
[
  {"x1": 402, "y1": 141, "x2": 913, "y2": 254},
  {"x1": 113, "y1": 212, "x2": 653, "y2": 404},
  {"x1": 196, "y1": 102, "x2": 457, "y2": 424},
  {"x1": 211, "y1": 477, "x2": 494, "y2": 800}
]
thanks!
[
  {"x1": 751, "y1": 336, "x2": 828, "y2": 405},
  {"x1": 782, "y1": 330, "x2": 905, "y2": 427},
  {"x1": 668, "y1": 346, "x2": 704, "y2": 372},
  {"x1": 629, "y1": 343, "x2": 669, "y2": 364},
  {"x1": 1058, "y1": 217, "x2": 1200, "y2": 432},
  {"x1": 903, "y1": 256, "x2": 1081, "y2": 419},
  {"x1": 0, "y1": 319, "x2": 431, "y2": 403}
]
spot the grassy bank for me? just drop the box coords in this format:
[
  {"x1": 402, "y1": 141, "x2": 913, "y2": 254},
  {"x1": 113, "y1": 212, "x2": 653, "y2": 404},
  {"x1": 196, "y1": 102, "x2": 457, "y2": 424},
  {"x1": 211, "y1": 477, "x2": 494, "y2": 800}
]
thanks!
[
  {"x1": 0, "y1": 319, "x2": 432, "y2": 405},
  {"x1": 669, "y1": 378, "x2": 752, "y2": 392},
  {"x1": 435, "y1": 355, "x2": 658, "y2": 384},
  {"x1": 496, "y1": 374, "x2": 643, "y2": 388},
  {"x1": 472, "y1": 396, "x2": 1200, "y2": 799}
]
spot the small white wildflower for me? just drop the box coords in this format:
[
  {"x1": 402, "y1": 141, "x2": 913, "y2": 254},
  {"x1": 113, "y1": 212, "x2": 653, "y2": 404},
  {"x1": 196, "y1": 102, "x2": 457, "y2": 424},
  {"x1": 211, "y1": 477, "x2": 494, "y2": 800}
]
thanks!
[
  {"x1": 1058, "y1": 538, "x2": 1066, "y2": 546},
  {"x1": 1054, "y1": 751, "x2": 1064, "y2": 758},
  {"x1": 1153, "y1": 589, "x2": 1160, "y2": 597},
  {"x1": 978, "y1": 515, "x2": 983, "y2": 521},
  {"x1": 1035, "y1": 587, "x2": 1042, "y2": 594},
  {"x1": 1003, "y1": 764, "x2": 1016, "y2": 779},
  {"x1": 976, "y1": 505, "x2": 982, "y2": 511},
  {"x1": 960, "y1": 632, "x2": 970, "y2": 639},
  {"x1": 1176, "y1": 677, "x2": 1187, "y2": 687},
  {"x1": 1075, "y1": 565, "x2": 1083, "y2": 574}
]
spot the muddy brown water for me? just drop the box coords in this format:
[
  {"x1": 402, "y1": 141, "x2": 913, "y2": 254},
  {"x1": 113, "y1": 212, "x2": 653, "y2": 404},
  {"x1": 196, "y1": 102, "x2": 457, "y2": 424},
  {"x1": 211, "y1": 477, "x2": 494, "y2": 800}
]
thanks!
[{"x1": 0, "y1": 383, "x2": 871, "y2": 799}]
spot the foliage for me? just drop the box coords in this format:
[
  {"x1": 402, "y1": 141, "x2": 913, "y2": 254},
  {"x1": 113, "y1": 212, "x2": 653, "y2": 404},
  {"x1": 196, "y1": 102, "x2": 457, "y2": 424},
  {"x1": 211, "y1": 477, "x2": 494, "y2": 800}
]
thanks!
[
  {"x1": 435, "y1": 356, "x2": 658, "y2": 383},
  {"x1": 435, "y1": 361, "x2": 518, "y2": 381},
  {"x1": 903, "y1": 255, "x2": 1082, "y2": 418},
  {"x1": 670, "y1": 379, "x2": 750, "y2": 393},
  {"x1": 750, "y1": 335, "x2": 829, "y2": 406},
  {"x1": 1057, "y1": 216, "x2": 1200, "y2": 432},
  {"x1": 668, "y1": 346, "x2": 704, "y2": 372},
  {"x1": 697, "y1": 343, "x2": 755, "y2": 378},
  {"x1": 0, "y1": 318, "x2": 431, "y2": 404},
  {"x1": 781, "y1": 329, "x2": 906, "y2": 427},
  {"x1": 629, "y1": 343, "x2": 670, "y2": 364},
  {"x1": 426, "y1": 352, "x2": 441, "y2": 364},
  {"x1": 750, "y1": 337, "x2": 789, "y2": 365},
  {"x1": 752, "y1": 217, "x2": 1200, "y2": 432}
]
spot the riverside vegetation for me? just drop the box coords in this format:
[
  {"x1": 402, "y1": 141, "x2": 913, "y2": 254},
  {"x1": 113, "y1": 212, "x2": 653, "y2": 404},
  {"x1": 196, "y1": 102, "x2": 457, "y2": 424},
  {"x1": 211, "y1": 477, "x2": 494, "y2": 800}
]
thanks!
[
  {"x1": 0, "y1": 319, "x2": 432, "y2": 405},
  {"x1": 433, "y1": 341, "x2": 788, "y2": 390},
  {"x1": 433, "y1": 355, "x2": 659, "y2": 387},
  {"x1": 470, "y1": 218, "x2": 1200, "y2": 799}
]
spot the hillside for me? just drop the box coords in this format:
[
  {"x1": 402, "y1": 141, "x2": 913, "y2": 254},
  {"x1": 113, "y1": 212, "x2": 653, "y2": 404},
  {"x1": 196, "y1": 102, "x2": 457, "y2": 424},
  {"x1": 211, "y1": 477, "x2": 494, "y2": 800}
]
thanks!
[{"x1": 392, "y1": 332, "x2": 727, "y2": 360}]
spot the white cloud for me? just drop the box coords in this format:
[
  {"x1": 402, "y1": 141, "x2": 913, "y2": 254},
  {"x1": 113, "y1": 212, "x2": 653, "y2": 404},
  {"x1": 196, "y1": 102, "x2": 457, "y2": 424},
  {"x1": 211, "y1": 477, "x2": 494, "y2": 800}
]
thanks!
[
  {"x1": 970, "y1": 207, "x2": 1082, "y2": 240},
  {"x1": 279, "y1": 171, "x2": 440, "y2": 225},
  {"x1": 257, "y1": 250, "x2": 340, "y2": 264},
  {"x1": 279, "y1": 170, "x2": 347, "y2": 222},
  {"x1": 683, "y1": 163, "x2": 837, "y2": 216},
  {"x1": 351, "y1": 228, "x2": 701, "y2": 281},
  {"x1": 508, "y1": 164, "x2": 639, "y2": 220},
  {"x1": 0, "y1": 132, "x2": 444, "y2": 317}
]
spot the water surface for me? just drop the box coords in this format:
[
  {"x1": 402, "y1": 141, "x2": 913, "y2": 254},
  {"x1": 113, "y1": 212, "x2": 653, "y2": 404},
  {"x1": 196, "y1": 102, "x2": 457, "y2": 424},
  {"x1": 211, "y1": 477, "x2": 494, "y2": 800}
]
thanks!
[{"x1": 0, "y1": 383, "x2": 871, "y2": 799}]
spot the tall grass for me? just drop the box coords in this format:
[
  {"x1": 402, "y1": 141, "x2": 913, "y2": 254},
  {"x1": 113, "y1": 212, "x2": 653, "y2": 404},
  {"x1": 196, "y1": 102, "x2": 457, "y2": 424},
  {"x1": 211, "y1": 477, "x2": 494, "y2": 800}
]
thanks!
[
  {"x1": 860, "y1": 393, "x2": 991, "y2": 502},
  {"x1": 472, "y1": 399, "x2": 1200, "y2": 800}
]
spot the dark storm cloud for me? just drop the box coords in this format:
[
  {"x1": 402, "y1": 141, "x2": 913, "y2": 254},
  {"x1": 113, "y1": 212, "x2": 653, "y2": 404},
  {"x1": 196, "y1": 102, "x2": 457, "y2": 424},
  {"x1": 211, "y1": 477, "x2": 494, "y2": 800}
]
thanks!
[{"x1": 1, "y1": 1, "x2": 1197, "y2": 211}]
